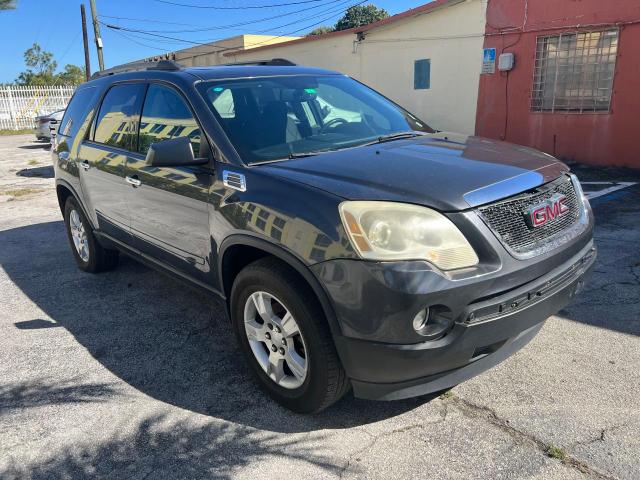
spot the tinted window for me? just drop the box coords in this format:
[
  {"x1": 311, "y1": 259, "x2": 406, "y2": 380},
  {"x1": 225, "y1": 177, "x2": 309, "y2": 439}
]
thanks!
[
  {"x1": 138, "y1": 84, "x2": 201, "y2": 156},
  {"x1": 414, "y1": 59, "x2": 431, "y2": 90},
  {"x1": 58, "y1": 87, "x2": 97, "y2": 138},
  {"x1": 200, "y1": 75, "x2": 433, "y2": 164},
  {"x1": 94, "y1": 84, "x2": 145, "y2": 151}
]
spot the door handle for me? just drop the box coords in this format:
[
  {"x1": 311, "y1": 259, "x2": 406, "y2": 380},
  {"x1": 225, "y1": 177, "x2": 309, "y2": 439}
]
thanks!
[
  {"x1": 79, "y1": 159, "x2": 89, "y2": 170},
  {"x1": 126, "y1": 175, "x2": 142, "y2": 187}
]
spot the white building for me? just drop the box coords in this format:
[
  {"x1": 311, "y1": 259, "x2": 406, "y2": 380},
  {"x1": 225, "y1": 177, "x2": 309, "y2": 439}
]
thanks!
[{"x1": 221, "y1": 0, "x2": 488, "y2": 134}]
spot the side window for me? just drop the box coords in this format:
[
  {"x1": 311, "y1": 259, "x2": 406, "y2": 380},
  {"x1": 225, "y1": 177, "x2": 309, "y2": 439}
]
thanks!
[
  {"x1": 94, "y1": 84, "x2": 145, "y2": 151},
  {"x1": 138, "y1": 84, "x2": 201, "y2": 156},
  {"x1": 58, "y1": 87, "x2": 97, "y2": 138}
]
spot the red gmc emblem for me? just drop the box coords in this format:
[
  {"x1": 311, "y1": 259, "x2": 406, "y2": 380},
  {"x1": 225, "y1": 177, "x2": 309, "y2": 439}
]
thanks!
[{"x1": 525, "y1": 194, "x2": 570, "y2": 228}]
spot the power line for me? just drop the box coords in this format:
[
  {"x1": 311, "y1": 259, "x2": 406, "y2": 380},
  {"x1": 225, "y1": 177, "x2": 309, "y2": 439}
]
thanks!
[
  {"x1": 100, "y1": 0, "x2": 344, "y2": 34},
  {"x1": 101, "y1": 0, "x2": 359, "y2": 48},
  {"x1": 153, "y1": 0, "x2": 330, "y2": 9},
  {"x1": 214, "y1": 0, "x2": 367, "y2": 52},
  {"x1": 107, "y1": 27, "x2": 173, "y2": 52},
  {"x1": 106, "y1": 0, "x2": 365, "y2": 61},
  {"x1": 98, "y1": 15, "x2": 199, "y2": 27}
]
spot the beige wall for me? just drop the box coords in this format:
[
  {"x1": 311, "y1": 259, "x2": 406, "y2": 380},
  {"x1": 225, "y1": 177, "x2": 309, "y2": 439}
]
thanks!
[
  {"x1": 225, "y1": 33, "x2": 358, "y2": 75},
  {"x1": 147, "y1": 35, "x2": 301, "y2": 67},
  {"x1": 225, "y1": 0, "x2": 487, "y2": 134}
]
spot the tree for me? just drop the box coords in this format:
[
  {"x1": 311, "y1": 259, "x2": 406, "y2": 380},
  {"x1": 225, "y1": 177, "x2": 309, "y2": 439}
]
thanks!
[
  {"x1": 16, "y1": 43, "x2": 57, "y2": 85},
  {"x1": 308, "y1": 26, "x2": 334, "y2": 36},
  {"x1": 334, "y1": 5, "x2": 389, "y2": 31},
  {"x1": 58, "y1": 64, "x2": 86, "y2": 85},
  {"x1": 15, "y1": 43, "x2": 85, "y2": 85},
  {"x1": 0, "y1": 0, "x2": 17, "y2": 10}
]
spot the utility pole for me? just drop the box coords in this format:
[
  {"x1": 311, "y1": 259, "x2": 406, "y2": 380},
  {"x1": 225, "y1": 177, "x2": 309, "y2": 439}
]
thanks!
[
  {"x1": 89, "y1": 0, "x2": 104, "y2": 71},
  {"x1": 80, "y1": 4, "x2": 91, "y2": 80}
]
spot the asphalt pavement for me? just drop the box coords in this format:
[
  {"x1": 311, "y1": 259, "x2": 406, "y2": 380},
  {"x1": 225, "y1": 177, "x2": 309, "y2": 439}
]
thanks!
[{"x1": 0, "y1": 134, "x2": 639, "y2": 479}]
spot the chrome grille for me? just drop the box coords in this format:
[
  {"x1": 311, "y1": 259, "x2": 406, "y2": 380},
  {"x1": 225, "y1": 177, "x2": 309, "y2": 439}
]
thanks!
[{"x1": 478, "y1": 176, "x2": 581, "y2": 255}]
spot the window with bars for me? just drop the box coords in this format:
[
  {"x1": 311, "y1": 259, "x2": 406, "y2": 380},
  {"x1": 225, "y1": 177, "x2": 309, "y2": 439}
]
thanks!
[{"x1": 531, "y1": 29, "x2": 618, "y2": 113}]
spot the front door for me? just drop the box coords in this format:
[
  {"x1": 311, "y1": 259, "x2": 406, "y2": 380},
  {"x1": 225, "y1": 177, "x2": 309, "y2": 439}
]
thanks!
[
  {"x1": 125, "y1": 83, "x2": 212, "y2": 283},
  {"x1": 78, "y1": 83, "x2": 146, "y2": 244}
]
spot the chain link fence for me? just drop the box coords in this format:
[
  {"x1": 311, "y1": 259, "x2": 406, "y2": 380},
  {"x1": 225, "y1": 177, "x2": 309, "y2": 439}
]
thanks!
[{"x1": 0, "y1": 85, "x2": 76, "y2": 130}]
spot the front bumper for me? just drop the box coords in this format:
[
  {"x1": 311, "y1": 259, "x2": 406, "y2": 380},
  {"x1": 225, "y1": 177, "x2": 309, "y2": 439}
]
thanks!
[{"x1": 312, "y1": 241, "x2": 596, "y2": 401}]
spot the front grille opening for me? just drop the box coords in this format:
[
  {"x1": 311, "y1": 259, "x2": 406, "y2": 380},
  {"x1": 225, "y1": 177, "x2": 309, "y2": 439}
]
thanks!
[{"x1": 478, "y1": 176, "x2": 580, "y2": 255}]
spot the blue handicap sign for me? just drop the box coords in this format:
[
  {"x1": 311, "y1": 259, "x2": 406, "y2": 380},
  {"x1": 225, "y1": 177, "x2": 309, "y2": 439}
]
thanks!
[{"x1": 483, "y1": 48, "x2": 496, "y2": 62}]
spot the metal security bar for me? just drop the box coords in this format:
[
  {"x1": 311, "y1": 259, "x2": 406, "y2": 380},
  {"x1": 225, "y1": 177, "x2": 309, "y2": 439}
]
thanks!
[
  {"x1": 531, "y1": 29, "x2": 618, "y2": 113},
  {"x1": 0, "y1": 85, "x2": 76, "y2": 130}
]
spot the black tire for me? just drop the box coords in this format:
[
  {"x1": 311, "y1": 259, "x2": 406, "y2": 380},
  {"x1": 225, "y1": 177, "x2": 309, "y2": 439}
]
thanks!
[
  {"x1": 230, "y1": 257, "x2": 350, "y2": 413},
  {"x1": 63, "y1": 197, "x2": 119, "y2": 273}
]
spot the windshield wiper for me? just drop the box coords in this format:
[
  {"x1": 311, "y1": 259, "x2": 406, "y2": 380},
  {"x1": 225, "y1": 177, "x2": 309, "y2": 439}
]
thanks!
[
  {"x1": 248, "y1": 151, "x2": 323, "y2": 165},
  {"x1": 288, "y1": 151, "x2": 320, "y2": 159},
  {"x1": 362, "y1": 131, "x2": 421, "y2": 147}
]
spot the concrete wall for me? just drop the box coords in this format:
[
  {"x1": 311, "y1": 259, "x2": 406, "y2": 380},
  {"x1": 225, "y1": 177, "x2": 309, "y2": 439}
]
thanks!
[
  {"x1": 476, "y1": 0, "x2": 640, "y2": 168},
  {"x1": 225, "y1": 0, "x2": 487, "y2": 134}
]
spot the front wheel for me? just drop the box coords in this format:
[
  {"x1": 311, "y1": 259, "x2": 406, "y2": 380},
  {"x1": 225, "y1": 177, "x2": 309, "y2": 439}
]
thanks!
[
  {"x1": 230, "y1": 257, "x2": 349, "y2": 413},
  {"x1": 63, "y1": 197, "x2": 119, "y2": 273}
]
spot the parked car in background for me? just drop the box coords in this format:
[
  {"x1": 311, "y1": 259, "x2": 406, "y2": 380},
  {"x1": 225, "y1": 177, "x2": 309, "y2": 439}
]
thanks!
[
  {"x1": 53, "y1": 60, "x2": 595, "y2": 413},
  {"x1": 34, "y1": 109, "x2": 65, "y2": 142}
]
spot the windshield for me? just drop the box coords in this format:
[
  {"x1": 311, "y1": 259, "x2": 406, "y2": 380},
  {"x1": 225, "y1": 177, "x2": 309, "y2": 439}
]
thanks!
[{"x1": 199, "y1": 75, "x2": 433, "y2": 164}]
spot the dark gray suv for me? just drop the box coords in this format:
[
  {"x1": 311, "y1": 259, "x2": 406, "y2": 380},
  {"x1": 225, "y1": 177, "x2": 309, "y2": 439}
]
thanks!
[{"x1": 53, "y1": 60, "x2": 595, "y2": 413}]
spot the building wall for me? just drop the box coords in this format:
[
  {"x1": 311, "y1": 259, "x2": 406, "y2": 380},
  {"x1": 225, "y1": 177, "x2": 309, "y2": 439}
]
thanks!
[
  {"x1": 145, "y1": 35, "x2": 301, "y2": 67},
  {"x1": 225, "y1": 34, "x2": 359, "y2": 76},
  {"x1": 225, "y1": 0, "x2": 487, "y2": 134},
  {"x1": 476, "y1": 0, "x2": 640, "y2": 168}
]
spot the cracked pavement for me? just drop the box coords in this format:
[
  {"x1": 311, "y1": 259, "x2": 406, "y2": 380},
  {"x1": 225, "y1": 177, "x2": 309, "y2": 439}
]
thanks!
[{"x1": 1, "y1": 135, "x2": 639, "y2": 479}]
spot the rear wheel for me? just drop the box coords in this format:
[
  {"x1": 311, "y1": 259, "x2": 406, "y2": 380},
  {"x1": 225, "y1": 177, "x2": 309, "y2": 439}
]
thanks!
[
  {"x1": 231, "y1": 257, "x2": 350, "y2": 413},
  {"x1": 63, "y1": 197, "x2": 119, "y2": 273}
]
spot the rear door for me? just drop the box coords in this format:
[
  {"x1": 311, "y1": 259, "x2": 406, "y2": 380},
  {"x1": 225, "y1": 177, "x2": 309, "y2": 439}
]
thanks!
[
  {"x1": 77, "y1": 83, "x2": 146, "y2": 244},
  {"x1": 125, "y1": 82, "x2": 212, "y2": 283}
]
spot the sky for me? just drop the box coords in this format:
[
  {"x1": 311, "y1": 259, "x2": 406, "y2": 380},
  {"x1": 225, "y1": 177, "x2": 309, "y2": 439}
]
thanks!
[{"x1": 0, "y1": 0, "x2": 426, "y2": 83}]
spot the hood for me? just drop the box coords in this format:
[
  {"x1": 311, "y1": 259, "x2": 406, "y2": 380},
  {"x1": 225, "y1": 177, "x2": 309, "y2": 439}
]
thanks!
[{"x1": 259, "y1": 132, "x2": 568, "y2": 211}]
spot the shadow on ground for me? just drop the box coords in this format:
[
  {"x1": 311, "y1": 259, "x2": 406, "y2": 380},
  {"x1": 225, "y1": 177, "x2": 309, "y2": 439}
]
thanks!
[
  {"x1": 16, "y1": 165, "x2": 53, "y2": 178},
  {"x1": 559, "y1": 183, "x2": 640, "y2": 335},
  {"x1": 0, "y1": 220, "x2": 432, "y2": 433},
  {"x1": 0, "y1": 379, "x2": 120, "y2": 413},
  {"x1": 1, "y1": 179, "x2": 637, "y2": 479},
  {"x1": 1, "y1": 413, "x2": 342, "y2": 480},
  {"x1": 17, "y1": 143, "x2": 50, "y2": 150}
]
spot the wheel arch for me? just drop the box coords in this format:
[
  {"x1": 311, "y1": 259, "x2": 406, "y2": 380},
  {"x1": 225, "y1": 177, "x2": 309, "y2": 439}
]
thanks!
[
  {"x1": 218, "y1": 234, "x2": 343, "y2": 338},
  {"x1": 56, "y1": 180, "x2": 95, "y2": 229}
]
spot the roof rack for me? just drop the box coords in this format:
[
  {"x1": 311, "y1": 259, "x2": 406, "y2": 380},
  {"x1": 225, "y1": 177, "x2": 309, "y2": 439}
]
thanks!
[
  {"x1": 90, "y1": 60, "x2": 182, "y2": 80},
  {"x1": 223, "y1": 58, "x2": 296, "y2": 67}
]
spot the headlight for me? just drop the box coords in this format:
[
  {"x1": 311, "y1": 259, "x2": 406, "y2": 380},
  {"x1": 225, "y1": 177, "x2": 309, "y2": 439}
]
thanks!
[{"x1": 339, "y1": 201, "x2": 479, "y2": 270}]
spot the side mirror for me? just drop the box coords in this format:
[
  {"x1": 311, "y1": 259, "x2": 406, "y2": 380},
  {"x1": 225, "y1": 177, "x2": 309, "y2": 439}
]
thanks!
[{"x1": 145, "y1": 136, "x2": 208, "y2": 167}]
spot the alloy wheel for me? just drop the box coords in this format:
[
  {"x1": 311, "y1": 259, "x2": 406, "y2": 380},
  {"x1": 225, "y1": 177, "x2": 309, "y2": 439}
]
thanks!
[
  {"x1": 69, "y1": 209, "x2": 90, "y2": 262},
  {"x1": 243, "y1": 291, "x2": 308, "y2": 389}
]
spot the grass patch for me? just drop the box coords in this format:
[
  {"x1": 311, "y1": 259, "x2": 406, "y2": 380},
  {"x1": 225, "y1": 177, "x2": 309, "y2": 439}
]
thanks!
[
  {"x1": 0, "y1": 128, "x2": 34, "y2": 136},
  {"x1": 439, "y1": 390, "x2": 454, "y2": 399},
  {"x1": 545, "y1": 445, "x2": 567, "y2": 461},
  {"x1": 28, "y1": 159, "x2": 40, "y2": 165},
  {"x1": 3, "y1": 188, "x2": 43, "y2": 198}
]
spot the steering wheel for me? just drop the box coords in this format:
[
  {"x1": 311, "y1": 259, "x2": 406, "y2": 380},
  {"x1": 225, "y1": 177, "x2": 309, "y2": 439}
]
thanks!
[{"x1": 321, "y1": 117, "x2": 348, "y2": 133}]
